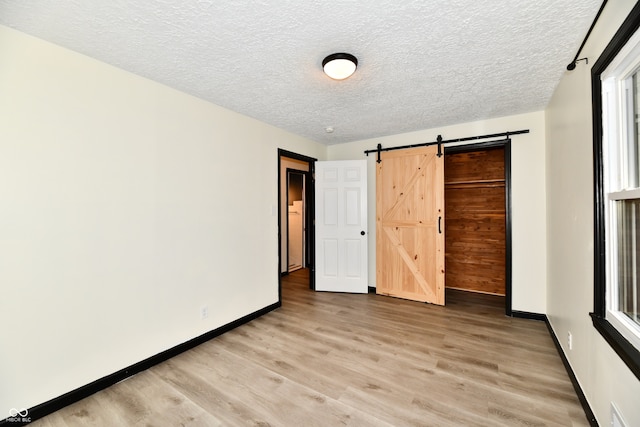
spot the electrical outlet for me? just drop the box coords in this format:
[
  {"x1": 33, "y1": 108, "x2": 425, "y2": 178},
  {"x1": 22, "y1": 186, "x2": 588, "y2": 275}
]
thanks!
[
  {"x1": 567, "y1": 331, "x2": 573, "y2": 350},
  {"x1": 201, "y1": 305, "x2": 209, "y2": 320}
]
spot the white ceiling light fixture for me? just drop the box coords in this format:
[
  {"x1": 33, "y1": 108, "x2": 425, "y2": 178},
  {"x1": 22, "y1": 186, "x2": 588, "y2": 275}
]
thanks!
[{"x1": 322, "y1": 53, "x2": 358, "y2": 80}]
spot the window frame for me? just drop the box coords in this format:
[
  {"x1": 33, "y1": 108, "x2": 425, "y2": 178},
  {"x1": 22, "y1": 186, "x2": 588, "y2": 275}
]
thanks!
[{"x1": 592, "y1": 1, "x2": 640, "y2": 381}]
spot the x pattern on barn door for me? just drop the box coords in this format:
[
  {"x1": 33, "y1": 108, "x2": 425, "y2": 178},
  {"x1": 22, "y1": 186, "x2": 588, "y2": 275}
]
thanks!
[{"x1": 376, "y1": 146, "x2": 445, "y2": 305}]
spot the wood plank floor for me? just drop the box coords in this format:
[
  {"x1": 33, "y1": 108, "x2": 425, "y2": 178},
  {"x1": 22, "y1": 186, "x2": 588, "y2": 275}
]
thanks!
[{"x1": 32, "y1": 269, "x2": 588, "y2": 426}]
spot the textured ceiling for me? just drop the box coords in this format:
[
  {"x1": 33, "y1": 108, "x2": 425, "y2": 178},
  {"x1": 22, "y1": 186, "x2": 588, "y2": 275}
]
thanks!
[{"x1": 0, "y1": 0, "x2": 602, "y2": 144}]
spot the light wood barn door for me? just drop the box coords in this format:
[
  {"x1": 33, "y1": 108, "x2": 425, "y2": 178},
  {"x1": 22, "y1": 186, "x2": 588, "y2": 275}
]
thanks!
[{"x1": 376, "y1": 146, "x2": 445, "y2": 305}]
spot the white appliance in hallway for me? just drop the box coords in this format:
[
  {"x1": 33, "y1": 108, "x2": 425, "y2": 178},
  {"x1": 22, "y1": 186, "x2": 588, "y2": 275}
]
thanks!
[{"x1": 288, "y1": 200, "x2": 304, "y2": 271}]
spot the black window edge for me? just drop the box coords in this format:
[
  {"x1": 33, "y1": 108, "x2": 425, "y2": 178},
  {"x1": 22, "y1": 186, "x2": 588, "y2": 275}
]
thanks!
[
  {"x1": 590, "y1": 313, "x2": 640, "y2": 379},
  {"x1": 591, "y1": 0, "x2": 640, "y2": 382}
]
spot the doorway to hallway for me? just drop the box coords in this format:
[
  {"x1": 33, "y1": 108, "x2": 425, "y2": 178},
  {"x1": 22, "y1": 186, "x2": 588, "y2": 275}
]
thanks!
[{"x1": 278, "y1": 149, "x2": 316, "y2": 294}]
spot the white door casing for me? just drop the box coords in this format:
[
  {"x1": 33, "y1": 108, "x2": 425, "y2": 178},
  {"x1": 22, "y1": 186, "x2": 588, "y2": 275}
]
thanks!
[{"x1": 315, "y1": 160, "x2": 368, "y2": 293}]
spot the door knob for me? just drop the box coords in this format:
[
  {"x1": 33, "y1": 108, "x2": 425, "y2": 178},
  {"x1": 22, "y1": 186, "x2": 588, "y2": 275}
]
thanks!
[{"x1": 361, "y1": 231, "x2": 366, "y2": 236}]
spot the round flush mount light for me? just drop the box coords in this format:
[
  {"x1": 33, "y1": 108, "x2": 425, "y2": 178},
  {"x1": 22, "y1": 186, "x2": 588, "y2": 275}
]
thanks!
[{"x1": 322, "y1": 53, "x2": 358, "y2": 80}]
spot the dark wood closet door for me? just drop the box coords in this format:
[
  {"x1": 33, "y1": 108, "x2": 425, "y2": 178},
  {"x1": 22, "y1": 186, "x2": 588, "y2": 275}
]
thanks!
[{"x1": 444, "y1": 147, "x2": 505, "y2": 295}]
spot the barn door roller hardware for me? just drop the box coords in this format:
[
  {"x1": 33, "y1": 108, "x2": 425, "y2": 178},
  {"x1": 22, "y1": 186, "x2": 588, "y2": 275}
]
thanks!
[
  {"x1": 566, "y1": 0, "x2": 607, "y2": 70},
  {"x1": 365, "y1": 129, "x2": 529, "y2": 163}
]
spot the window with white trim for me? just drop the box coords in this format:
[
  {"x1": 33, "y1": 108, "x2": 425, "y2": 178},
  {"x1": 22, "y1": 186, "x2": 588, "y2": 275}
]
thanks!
[
  {"x1": 601, "y1": 29, "x2": 640, "y2": 353},
  {"x1": 592, "y1": 3, "x2": 640, "y2": 379}
]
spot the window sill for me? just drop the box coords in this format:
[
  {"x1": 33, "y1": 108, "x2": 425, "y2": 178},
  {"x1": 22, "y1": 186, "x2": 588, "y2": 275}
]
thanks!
[{"x1": 590, "y1": 313, "x2": 640, "y2": 380}]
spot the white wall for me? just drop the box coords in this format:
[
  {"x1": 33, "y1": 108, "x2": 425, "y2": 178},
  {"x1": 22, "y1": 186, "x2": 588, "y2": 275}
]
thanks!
[
  {"x1": 328, "y1": 111, "x2": 547, "y2": 313},
  {"x1": 545, "y1": 1, "x2": 640, "y2": 425},
  {"x1": 0, "y1": 25, "x2": 326, "y2": 411}
]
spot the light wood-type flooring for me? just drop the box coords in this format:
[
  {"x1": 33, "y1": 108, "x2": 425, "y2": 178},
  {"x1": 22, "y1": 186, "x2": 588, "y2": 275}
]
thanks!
[{"x1": 31, "y1": 269, "x2": 588, "y2": 426}]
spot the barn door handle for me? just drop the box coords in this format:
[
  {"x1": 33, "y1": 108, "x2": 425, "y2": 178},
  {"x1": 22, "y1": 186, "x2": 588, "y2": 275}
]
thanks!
[{"x1": 438, "y1": 216, "x2": 442, "y2": 234}]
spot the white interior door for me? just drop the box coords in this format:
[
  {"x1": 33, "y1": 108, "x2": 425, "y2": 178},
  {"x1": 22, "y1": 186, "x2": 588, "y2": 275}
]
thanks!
[{"x1": 315, "y1": 160, "x2": 368, "y2": 293}]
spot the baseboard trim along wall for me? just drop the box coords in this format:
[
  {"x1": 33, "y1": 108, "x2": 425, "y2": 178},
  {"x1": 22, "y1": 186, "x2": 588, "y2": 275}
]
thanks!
[
  {"x1": 1, "y1": 302, "x2": 281, "y2": 426},
  {"x1": 511, "y1": 310, "x2": 598, "y2": 427},
  {"x1": 511, "y1": 310, "x2": 547, "y2": 321},
  {"x1": 3, "y1": 305, "x2": 597, "y2": 426},
  {"x1": 512, "y1": 312, "x2": 598, "y2": 427},
  {"x1": 544, "y1": 318, "x2": 598, "y2": 426}
]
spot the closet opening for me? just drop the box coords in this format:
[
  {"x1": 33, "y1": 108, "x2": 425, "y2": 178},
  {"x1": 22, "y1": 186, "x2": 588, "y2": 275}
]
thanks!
[{"x1": 444, "y1": 140, "x2": 512, "y2": 315}]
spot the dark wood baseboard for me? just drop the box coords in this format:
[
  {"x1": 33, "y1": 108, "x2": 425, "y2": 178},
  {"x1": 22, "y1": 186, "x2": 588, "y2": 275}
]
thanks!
[
  {"x1": 510, "y1": 310, "x2": 597, "y2": 425},
  {"x1": 4, "y1": 301, "x2": 598, "y2": 426},
  {"x1": 511, "y1": 310, "x2": 547, "y2": 321},
  {"x1": 1, "y1": 302, "x2": 281, "y2": 426},
  {"x1": 544, "y1": 317, "x2": 598, "y2": 426}
]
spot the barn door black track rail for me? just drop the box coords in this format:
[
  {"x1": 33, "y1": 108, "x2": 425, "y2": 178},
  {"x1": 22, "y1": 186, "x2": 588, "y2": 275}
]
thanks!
[
  {"x1": 567, "y1": 0, "x2": 608, "y2": 71},
  {"x1": 364, "y1": 129, "x2": 529, "y2": 163}
]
